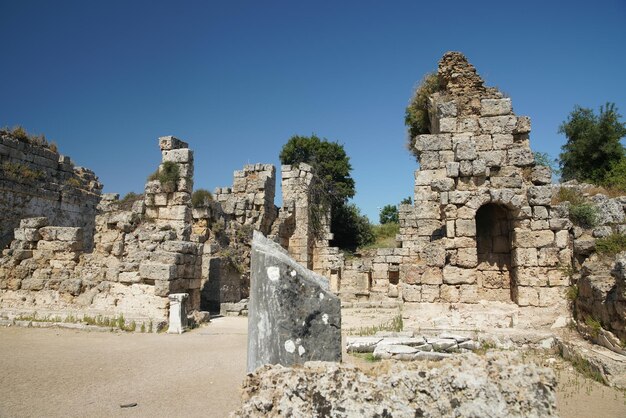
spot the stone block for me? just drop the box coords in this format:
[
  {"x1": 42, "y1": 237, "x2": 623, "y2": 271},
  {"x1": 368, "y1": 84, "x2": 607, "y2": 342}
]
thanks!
[
  {"x1": 37, "y1": 240, "x2": 82, "y2": 252},
  {"x1": 247, "y1": 232, "x2": 341, "y2": 372},
  {"x1": 474, "y1": 134, "x2": 492, "y2": 151},
  {"x1": 458, "y1": 284, "x2": 479, "y2": 303},
  {"x1": 459, "y1": 161, "x2": 473, "y2": 176},
  {"x1": 139, "y1": 262, "x2": 176, "y2": 281},
  {"x1": 401, "y1": 284, "x2": 421, "y2": 302},
  {"x1": 439, "y1": 285, "x2": 460, "y2": 302},
  {"x1": 414, "y1": 134, "x2": 452, "y2": 152},
  {"x1": 414, "y1": 169, "x2": 447, "y2": 186},
  {"x1": 39, "y1": 227, "x2": 83, "y2": 242},
  {"x1": 531, "y1": 166, "x2": 552, "y2": 185},
  {"x1": 514, "y1": 116, "x2": 531, "y2": 134},
  {"x1": 19, "y1": 217, "x2": 48, "y2": 228},
  {"x1": 508, "y1": 147, "x2": 534, "y2": 167},
  {"x1": 514, "y1": 286, "x2": 539, "y2": 306},
  {"x1": 159, "y1": 136, "x2": 188, "y2": 150},
  {"x1": 472, "y1": 159, "x2": 487, "y2": 176},
  {"x1": 161, "y1": 240, "x2": 197, "y2": 254},
  {"x1": 438, "y1": 117, "x2": 457, "y2": 133},
  {"x1": 455, "y1": 219, "x2": 476, "y2": 237},
  {"x1": 514, "y1": 267, "x2": 549, "y2": 287},
  {"x1": 538, "y1": 287, "x2": 564, "y2": 307},
  {"x1": 482, "y1": 150, "x2": 506, "y2": 167},
  {"x1": 21, "y1": 278, "x2": 45, "y2": 291},
  {"x1": 421, "y1": 242, "x2": 445, "y2": 267},
  {"x1": 59, "y1": 279, "x2": 82, "y2": 296},
  {"x1": 437, "y1": 100, "x2": 457, "y2": 118},
  {"x1": 481, "y1": 98, "x2": 512, "y2": 116},
  {"x1": 119, "y1": 272, "x2": 141, "y2": 284},
  {"x1": 512, "y1": 248, "x2": 538, "y2": 267},
  {"x1": 162, "y1": 148, "x2": 193, "y2": 163},
  {"x1": 431, "y1": 178, "x2": 454, "y2": 192},
  {"x1": 443, "y1": 266, "x2": 476, "y2": 285},
  {"x1": 555, "y1": 230, "x2": 569, "y2": 248},
  {"x1": 512, "y1": 229, "x2": 554, "y2": 248},
  {"x1": 420, "y1": 151, "x2": 441, "y2": 169},
  {"x1": 14, "y1": 228, "x2": 41, "y2": 242},
  {"x1": 533, "y1": 206, "x2": 549, "y2": 220},
  {"x1": 454, "y1": 139, "x2": 477, "y2": 161},
  {"x1": 456, "y1": 247, "x2": 478, "y2": 268},
  {"x1": 158, "y1": 205, "x2": 190, "y2": 221},
  {"x1": 527, "y1": 186, "x2": 552, "y2": 206},
  {"x1": 446, "y1": 162, "x2": 460, "y2": 177},
  {"x1": 547, "y1": 269, "x2": 569, "y2": 287},
  {"x1": 479, "y1": 116, "x2": 517, "y2": 134},
  {"x1": 538, "y1": 247, "x2": 559, "y2": 267},
  {"x1": 421, "y1": 284, "x2": 440, "y2": 302}
]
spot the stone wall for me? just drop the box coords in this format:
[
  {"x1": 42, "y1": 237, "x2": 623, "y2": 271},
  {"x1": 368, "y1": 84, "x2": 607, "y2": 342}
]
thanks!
[
  {"x1": 0, "y1": 136, "x2": 203, "y2": 325},
  {"x1": 0, "y1": 131, "x2": 102, "y2": 249}
]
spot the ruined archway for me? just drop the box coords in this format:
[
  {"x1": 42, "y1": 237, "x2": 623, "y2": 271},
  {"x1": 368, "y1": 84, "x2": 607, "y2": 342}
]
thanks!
[{"x1": 475, "y1": 203, "x2": 514, "y2": 302}]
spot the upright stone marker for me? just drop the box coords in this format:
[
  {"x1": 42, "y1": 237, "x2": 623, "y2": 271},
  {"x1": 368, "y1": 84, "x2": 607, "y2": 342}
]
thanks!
[
  {"x1": 247, "y1": 231, "x2": 341, "y2": 372},
  {"x1": 167, "y1": 293, "x2": 189, "y2": 334}
]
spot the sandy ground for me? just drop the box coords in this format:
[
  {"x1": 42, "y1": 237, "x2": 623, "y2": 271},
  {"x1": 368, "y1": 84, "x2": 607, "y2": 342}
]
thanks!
[{"x1": 1, "y1": 317, "x2": 625, "y2": 417}]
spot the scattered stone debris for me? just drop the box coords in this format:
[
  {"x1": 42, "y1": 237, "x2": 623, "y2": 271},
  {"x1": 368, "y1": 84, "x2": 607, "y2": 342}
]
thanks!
[{"x1": 232, "y1": 352, "x2": 558, "y2": 417}]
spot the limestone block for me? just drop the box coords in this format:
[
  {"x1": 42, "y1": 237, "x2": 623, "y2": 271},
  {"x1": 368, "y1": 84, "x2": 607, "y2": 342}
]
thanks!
[
  {"x1": 247, "y1": 232, "x2": 341, "y2": 372},
  {"x1": 39, "y1": 227, "x2": 83, "y2": 242},
  {"x1": 531, "y1": 166, "x2": 552, "y2": 185},
  {"x1": 161, "y1": 240, "x2": 197, "y2": 254},
  {"x1": 474, "y1": 134, "x2": 493, "y2": 151},
  {"x1": 446, "y1": 220, "x2": 455, "y2": 238},
  {"x1": 490, "y1": 173, "x2": 522, "y2": 189},
  {"x1": 37, "y1": 240, "x2": 82, "y2": 252},
  {"x1": 401, "y1": 284, "x2": 421, "y2": 302},
  {"x1": 421, "y1": 267, "x2": 443, "y2": 285},
  {"x1": 514, "y1": 286, "x2": 539, "y2": 306},
  {"x1": 454, "y1": 139, "x2": 477, "y2": 161},
  {"x1": 508, "y1": 148, "x2": 534, "y2": 167},
  {"x1": 119, "y1": 272, "x2": 141, "y2": 284},
  {"x1": 153, "y1": 193, "x2": 168, "y2": 206},
  {"x1": 455, "y1": 219, "x2": 476, "y2": 237},
  {"x1": 456, "y1": 247, "x2": 478, "y2": 268},
  {"x1": 481, "y1": 98, "x2": 512, "y2": 116},
  {"x1": 479, "y1": 271, "x2": 510, "y2": 289},
  {"x1": 414, "y1": 201, "x2": 441, "y2": 220},
  {"x1": 14, "y1": 228, "x2": 41, "y2": 242},
  {"x1": 530, "y1": 220, "x2": 549, "y2": 231},
  {"x1": 414, "y1": 134, "x2": 452, "y2": 152},
  {"x1": 514, "y1": 267, "x2": 549, "y2": 287},
  {"x1": 472, "y1": 159, "x2": 487, "y2": 176},
  {"x1": 459, "y1": 161, "x2": 473, "y2": 176},
  {"x1": 512, "y1": 229, "x2": 554, "y2": 248},
  {"x1": 538, "y1": 248, "x2": 559, "y2": 267},
  {"x1": 533, "y1": 206, "x2": 549, "y2": 220},
  {"x1": 538, "y1": 287, "x2": 564, "y2": 308},
  {"x1": 527, "y1": 186, "x2": 552, "y2": 206},
  {"x1": 21, "y1": 278, "x2": 45, "y2": 291},
  {"x1": 479, "y1": 116, "x2": 517, "y2": 134},
  {"x1": 439, "y1": 285, "x2": 460, "y2": 302},
  {"x1": 439, "y1": 118, "x2": 457, "y2": 133},
  {"x1": 414, "y1": 169, "x2": 447, "y2": 186},
  {"x1": 421, "y1": 284, "x2": 440, "y2": 302},
  {"x1": 481, "y1": 150, "x2": 506, "y2": 167},
  {"x1": 458, "y1": 117, "x2": 479, "y2": 132},
  {"x1": 421, "y1": 242, "x2": 445, "y2": 267},
  {"x1": 459, "y1": 284, "x2": 479, "y2": 303},
  {"x1": 491, "y1": 134, "x2": 513, "y2": 150},
  {"x1": 420, "y1": 151, "x2": 441, "y2": 169},
  {"x1": 159, "y1": 136, "x2": 188, "y2": 150},
  {"x1": 547, "y1": 269, "x2": 569, "y2": 287},
  {"x1": 158, "y1": 205, "x2": 190, "y2": 221},
  {"x1": 437, "y1": 100, "x2": 457, "y2": 118},
  {"x1": 59, "y1": 279, "x2": 82, "y2": 296},
  {"x1": 512, "y1": 248, "x2": 538, "y2": 267},
  {"x1": 443, "y1": 266, "x2": 476, "y2": 285},
  {"x1": 448, "y1": 191, "x2": 471, "y2": 205},
  {"x1": 555, "y1": 230, "x2": 569, "y2": 248},
  {"x1": 139, "y1": 262, "x2": 176, "y2": 281},
  {"x1": 167, "y1": 293, "x2": 189, "y2": 334},
  {"x1": 162, "y1": 148, "x2": 193, "y2": 164},
  {"x1": 431, "y1": 178, "x2": 454, "y2": 192},
  {"x1": 446, "y1": 162, "x2": 459, "y2": 177},
  {"x1": 19, "y1": 217, "x2": 48, "y2": 229},
  {"x1": 514, "y1": 116, "x2": 531, "y2": 134}
]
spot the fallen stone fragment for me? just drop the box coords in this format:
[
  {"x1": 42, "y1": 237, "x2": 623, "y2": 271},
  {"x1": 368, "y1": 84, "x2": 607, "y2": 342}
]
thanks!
[
  {"x1": 345, "y1": 337, "x2": 382, "y2": 353},
  {"x1": 247, "y1": 231, "x2": 341, "y2": 372},
  {"x1": 231, "y1": 352, "x2": 558, "y2": 417},
  {"x1": 373, "y1": 344, "x2": 418, "y2": 359}
]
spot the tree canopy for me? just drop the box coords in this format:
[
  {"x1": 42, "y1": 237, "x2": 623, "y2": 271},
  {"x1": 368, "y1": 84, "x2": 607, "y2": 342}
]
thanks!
[
  {"x1": 559, "y1": 103, "x2": 626, "y2": 185},
  {"x1": 379, "y1": 204, "x2": 398, "y2": 224},
  {"x1": 279, "y1": 135, "x2": 370, "y2": 250}
]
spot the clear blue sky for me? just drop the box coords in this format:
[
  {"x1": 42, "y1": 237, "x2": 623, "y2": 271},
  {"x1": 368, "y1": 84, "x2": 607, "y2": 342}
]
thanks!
[{"x1": 1, "y1": 0, "x2": 625, "y2": 223}]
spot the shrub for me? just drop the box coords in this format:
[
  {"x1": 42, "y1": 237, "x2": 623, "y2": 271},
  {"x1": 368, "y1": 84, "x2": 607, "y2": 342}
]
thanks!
[
  {"x1": 595, "y1": 233, "x2": 626, "y2": 257},
  {"x1": 602, "y1": 157, "x2": 626, "y2": 193},
  {"x1": 11, "y1": 126, "x2": 30, "y2": 142},
  {"x1": 585, "y1": 316, "x2": 602, "y2": 338},
  {"x1": 192, "y1": 189, "x2": 213, "y2": 207},
  {"x1": 554, "y1": 187, "x2": 585, "y2": 205},
  {"x1": 405, "y1": 72, "x2": 442, "y2": 159},
  {"x1": 148, "y1": 161, "x2": 179, "y2": 186},
  {"x1": 379, "y1": 204, "x2": 398, "y2": 224},
  {"x1": 65, "y1": 177, "x2": 82, "y2": 188},
  {"x1": 48, "y1": 141, "x2": 58, "y2": 153},
  {"x1": 1, "y1": 161, "x2": 43, "y2": 182},
  {"x1": 119, "y1": 192, "x2": 143, "y2": 210},
  {"x1": 569, "y1": 203, "x2": 598, "y2": 228}
]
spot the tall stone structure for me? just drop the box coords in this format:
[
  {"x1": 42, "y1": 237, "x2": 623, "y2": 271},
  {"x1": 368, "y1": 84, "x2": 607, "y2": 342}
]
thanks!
[{"x1": 397, "y1": 52, "x2": 570, "y2": 307}]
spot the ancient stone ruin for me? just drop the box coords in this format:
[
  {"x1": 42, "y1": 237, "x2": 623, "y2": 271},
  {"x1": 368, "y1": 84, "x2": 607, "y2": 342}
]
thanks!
[{"x1": 1, "y1": 52, "x2": 625, "y2": 385}]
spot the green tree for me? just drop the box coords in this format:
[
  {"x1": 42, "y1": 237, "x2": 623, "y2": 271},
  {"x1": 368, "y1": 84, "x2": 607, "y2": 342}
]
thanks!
[
  {"x1": 280, "y1": 135, "x2": 367, "y2": 249},
  {"x1": 405, "y1": 73, "x2": 441, "y2": 160},
  {"x1": 400, "y1": 196, "x2": 413, "y2": 205},
  {"x1": 558, "y1": 103, "x2": 626, "y2": 184},
  {"x1": 379, "y1": 204, "x2": 399, "y2": 224}
]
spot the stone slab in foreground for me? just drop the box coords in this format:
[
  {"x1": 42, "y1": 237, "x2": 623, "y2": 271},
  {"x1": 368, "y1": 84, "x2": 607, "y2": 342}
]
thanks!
[
  {"x1": 247, "y1": 231, "x2": 341, "y2": 373},
  {"x1": 232, "y1": 352, "x2": 557, "y2": 417}
]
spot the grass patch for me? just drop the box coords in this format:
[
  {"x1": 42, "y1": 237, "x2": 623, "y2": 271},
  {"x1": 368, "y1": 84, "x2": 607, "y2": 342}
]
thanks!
[
  {"x1": 553, "y1": 187, "x2": 586, "y2": 205},
  {"x1": 595, "y1": 233, "x2": 626, "y2": 257},
  {"x1": 585, "y1": 316, "x2": 602, "y2": 338},
  {"x1": 561, "y1": 349, "x2": 606, "y2": 384},
  {"x1": 148, "y1": 161, "x2": 180, "y2": 186},
  {"x1": 350, "y1": 352, "x2": 381, "y2": 363},
  {"x1": 360, "y1": 222, "x2": 399, "y2": 250},
  {"x1": 353, "y1": 314, "x2": 403, "y2": 336},
  {"x1": 1, "y1": 161, "x2": 44, "y2": 183},
  {"x1": 474, "y1": 340, "x2": 497, "y2": 355},
  {"x1": 65, "y1": 177, "x2": 82, "y2": 188},
  {"x1": 566, "y1": 285, "x2": 579, "y2": 302}
]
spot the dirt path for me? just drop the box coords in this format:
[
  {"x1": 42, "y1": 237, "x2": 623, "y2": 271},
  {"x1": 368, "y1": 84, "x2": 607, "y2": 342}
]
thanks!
[
  {"x1": 0, "y1": 317, "x2": 248, "y2": 418},
  {"x1": 1, "y1": 317, "x2": 625, "y2": 417}
]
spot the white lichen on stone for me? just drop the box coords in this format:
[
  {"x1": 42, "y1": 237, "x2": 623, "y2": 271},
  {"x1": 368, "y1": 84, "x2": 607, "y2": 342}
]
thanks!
[
  {"x1": 284, "y1": 339, "x2": 296, "y2": 353},
  {"x1": 267, "y1": 266, "x2": 280, "y2": 282}
]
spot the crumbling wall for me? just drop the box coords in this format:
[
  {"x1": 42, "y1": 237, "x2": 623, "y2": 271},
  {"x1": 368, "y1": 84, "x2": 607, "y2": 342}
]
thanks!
[
  {"x1": 0, "y1": 136, "x2": 203, "y2": 325},
  {"x1": 0, "y1": 131, "x2": 102, "y2": 249}
]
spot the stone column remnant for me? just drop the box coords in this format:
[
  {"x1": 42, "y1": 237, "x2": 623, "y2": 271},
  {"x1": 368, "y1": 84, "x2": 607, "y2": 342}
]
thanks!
[
  {"x1": 247, "y1": 231, "x2": 341, "y2": 373},
  {"x1": 167, "y1": 293, "x2": 189, "y2": 334}
]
